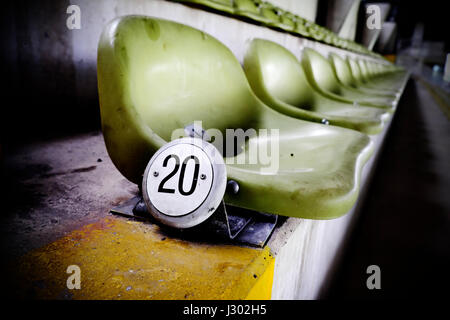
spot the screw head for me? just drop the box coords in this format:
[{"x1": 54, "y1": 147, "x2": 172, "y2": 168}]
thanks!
[
  {"x1": 153, "y1": 171, "x2": 159, "y2": 177},
  {"x1": 200, "y1": 174, "x2": 206, "y2": 180},
  {"x1": 321, "y1": 119, "x2": 329, "y2": 125},
  {"x1": 226, "y1": 180, "x2": 240, "y2": 195}
]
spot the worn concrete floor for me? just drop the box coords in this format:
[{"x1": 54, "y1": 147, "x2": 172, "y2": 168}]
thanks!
[
  {"x1": 327, "y1": 78, "x2": 450, "y2": 299},
  {"x1": 0, "y1": 131, "x2": 138, "y2": 260}
]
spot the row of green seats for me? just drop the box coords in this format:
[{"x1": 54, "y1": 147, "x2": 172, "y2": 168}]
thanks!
[
  {"x1": 97, "y1": 17, "x2": 408, "y2": 220},
  {"x1": 244, "y1": 39, "x2": 404, "y2": 134},
  {"x1": 172, "y1": 0, "x2": 382, "y2": 58}
]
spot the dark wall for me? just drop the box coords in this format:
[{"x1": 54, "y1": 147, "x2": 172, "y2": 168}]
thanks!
[
  {"x1": 1, "y1": 0, "x2": 100, "y2": 149},
  {"x1": 361, "y1": 0, "x2": 449, "y2": 50}
]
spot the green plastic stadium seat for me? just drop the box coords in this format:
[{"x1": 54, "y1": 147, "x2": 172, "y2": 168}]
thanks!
[
  {"x1": 97, "y1": 16, "x2": 373, "y2": 219},
  {"x1": 292, "y1": 15, "x2": 311, "y2": 37},
  {"x1": 329, "y1": 53, "x2": 398, "y2": 97},
  {"x1": 347, "y1": 58, "x2": 405, "y2": 93},
  {"x1": 243, "y1": 39, "x2": 389, "y2": 134},
  {"x1": 359, "y1": 59, "x2": 406, "y2": 92},
  {"x1": 306, "y1": 24, "x2": 325, "y2": 41},
  {"x1": 301, "y1": 48, "x2": 397, "y2": 110},
  {"x1": 277, "y1": 10, "x2": 296, "y2": 32},
  {"x1": 258, "y1": 2, "x2": 282, "y2": 27},
  {"x1": 230, "y1": 1, "x2": 289, "y2": 31},
  {"x1": 233, "y1": 0, "x2": 263, "y2": 21}
]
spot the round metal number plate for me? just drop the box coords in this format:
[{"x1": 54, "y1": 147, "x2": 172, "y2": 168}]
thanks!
[{"x1": 142, "y1": 137, "x2": 227, "y2": 228}]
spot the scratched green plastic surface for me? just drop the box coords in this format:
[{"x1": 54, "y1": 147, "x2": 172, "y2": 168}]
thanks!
[
  {"x1": 301, "y1": 48, "x2": 397, "y2": 110},
  {"x1": 97, "y1": 16, "x2": 373, "y2": 219},
  {"x1": 243, "y1": 39, "x2": 388, "y2": 134}
]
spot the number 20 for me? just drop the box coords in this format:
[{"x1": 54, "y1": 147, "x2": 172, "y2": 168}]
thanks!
[{"x1": 157, "y1": 154, "x2": 200, "y2": 196}]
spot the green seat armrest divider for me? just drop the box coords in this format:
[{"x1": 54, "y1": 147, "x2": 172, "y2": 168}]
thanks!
[{"x1": 98, "y1": 16, "x2": 373, "y2": 219}]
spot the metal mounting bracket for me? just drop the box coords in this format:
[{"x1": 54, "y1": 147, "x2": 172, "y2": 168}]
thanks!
[{"x1": 110, "y1": 196, "x2": 278, "y2": 247}]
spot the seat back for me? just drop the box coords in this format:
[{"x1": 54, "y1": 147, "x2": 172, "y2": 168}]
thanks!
[
  {"x1": 357, "y1": 60, "x2": 371, "y2": 82},
  {"x1": 98, "y1": 16, "x2": 262, "y2": 182},
  {"x1": 234, "y1": 0, "x2": 259, "y2": 14},
  {"x1": 260, "y1": 2, "x2": 280, "y2": 22},
  {"x1": 279, "y1": 11, "x2": 296, "y2": 30},
  {"x1": 365, "y1": 61, "x2": 375, "y2": 77},
  {"x1": 329, "y1": 53, "x2": 357, "y2": 88},
  {"x1": 347, "y1": 57, "x2": 365, "y2": 84},
  {"x1": 244, "y1": 39, "x2": 315, "y2": 109},
  {"x1": 99, "y1": 16, "x2": 262, "y2": 140},
  {"x1": 301, "y1": 48, "x2": 341, "y2": 95}
]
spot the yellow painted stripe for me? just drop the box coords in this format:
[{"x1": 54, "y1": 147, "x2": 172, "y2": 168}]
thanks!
[
  {"x1": 245, "y1": 257, "x2": 275, "y2": 300},
  {"x1": 9, "y1": 216, "x2": 274, "y2": 300}
]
